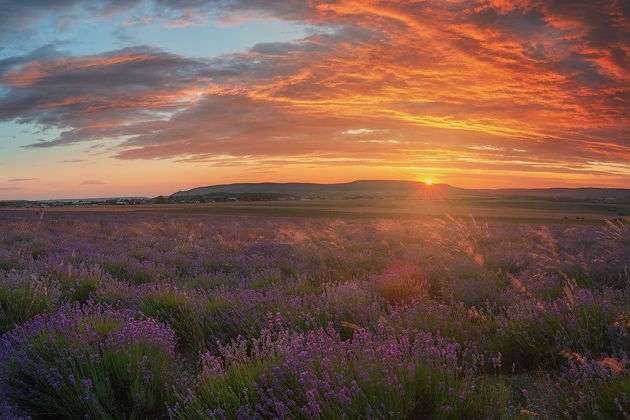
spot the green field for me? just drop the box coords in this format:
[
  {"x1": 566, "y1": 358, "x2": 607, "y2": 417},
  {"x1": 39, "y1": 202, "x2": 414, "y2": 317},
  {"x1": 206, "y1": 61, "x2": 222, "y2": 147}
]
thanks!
[
  {"x1": 4, "y1": 197, "x2": 630, "y2": 223},
  {"x1": 135, "y1": 197, "x2": 630, "y2": 222}
]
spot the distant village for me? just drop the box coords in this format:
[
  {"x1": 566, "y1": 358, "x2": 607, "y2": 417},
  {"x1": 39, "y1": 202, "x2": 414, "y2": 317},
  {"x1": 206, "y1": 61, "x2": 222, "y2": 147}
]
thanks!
[
  {"x1": 0, "y1": 197, "x2": 150, "y2": 208},
  {"x1": 0, "y1": 192, "x2": 325, "y2": 208}
]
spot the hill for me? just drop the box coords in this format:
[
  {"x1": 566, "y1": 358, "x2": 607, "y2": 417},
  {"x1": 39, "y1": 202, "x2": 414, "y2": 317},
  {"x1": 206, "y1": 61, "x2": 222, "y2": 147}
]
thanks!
[
  {"x1": 172, "y1": 180, "x2": 630, "y2": 203},
  {"x1": 171, "y1": 180, "x2": 470, "y2": 199}
]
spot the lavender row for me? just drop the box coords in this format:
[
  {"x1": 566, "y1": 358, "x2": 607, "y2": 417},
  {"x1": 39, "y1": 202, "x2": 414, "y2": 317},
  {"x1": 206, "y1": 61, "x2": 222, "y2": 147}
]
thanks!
[{"x1": 0, "y1": 212, "x2": 628, "y2": 418}]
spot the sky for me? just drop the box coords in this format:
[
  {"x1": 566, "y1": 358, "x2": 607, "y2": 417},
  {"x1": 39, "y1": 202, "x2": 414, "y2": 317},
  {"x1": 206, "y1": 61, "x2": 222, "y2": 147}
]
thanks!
[{"x1": 0, "y1": 0, "x2": 629, "y2": 199}]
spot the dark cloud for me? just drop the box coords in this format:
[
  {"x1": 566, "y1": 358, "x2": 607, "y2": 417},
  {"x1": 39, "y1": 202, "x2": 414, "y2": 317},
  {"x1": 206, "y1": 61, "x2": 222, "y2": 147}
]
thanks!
[
  {"x1": 555, "y1": 53, "x2": 612, "y2": 87},
  {"x1": 0, "y1": 43, "x2": 67, "y2": 75},
  {"x1": 0, "y1": 0, "x2": 142, "y2": 41},
  {"x1": 8, "y1": 178, "x2": 36, "y2": 182},
  {"x1": 0, "y1": 45, "x2": 211, "y2": 147},
  {"x1": 468, "y1": 7, "x2": 550, "y2": 39}
]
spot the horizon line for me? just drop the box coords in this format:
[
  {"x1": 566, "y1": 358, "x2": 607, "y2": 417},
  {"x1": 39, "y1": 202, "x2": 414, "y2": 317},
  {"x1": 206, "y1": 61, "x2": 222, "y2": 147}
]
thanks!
[{"x1": 3, "y1": 179, "x2": 630, "y2": 202}]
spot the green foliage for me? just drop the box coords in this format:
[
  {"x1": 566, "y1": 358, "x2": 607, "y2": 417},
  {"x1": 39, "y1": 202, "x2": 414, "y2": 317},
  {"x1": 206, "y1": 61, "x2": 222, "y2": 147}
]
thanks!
[
  {"x1": 54, "y1": 265, "x2": 109, "y2": 303},
  {"x1": 177, "y1": 361, "x2": 266, "y2": 419},
  {"x1": 488, "y1": 311, "x2": 566, "y2": 373},
  {"x1": 0, "y1": 275, "x2": 58, "y2": 333},
  {"x1": 542, "y1": 365, "x2": 630, "y2": 419},
  {"x1": 139, "y1": 287, "x2": 231, "y2": 356},
  {"x1": 2, "y1": 313, "x2": 179, "y2": 419},
  {"x1": 0, "y1": 256, "x2": 20, "y2": 271},
  {"x1": 139, "y1": 288, "x2": 206, "y2": 355}
]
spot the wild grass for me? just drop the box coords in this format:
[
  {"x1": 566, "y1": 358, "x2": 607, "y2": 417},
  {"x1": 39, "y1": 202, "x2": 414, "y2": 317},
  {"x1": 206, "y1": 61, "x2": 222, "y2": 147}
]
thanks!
[
  {"x1": 0, "y1": 211, "x2": 628, "y2": 418},
  {"x1": 375, "y1": 262, "x2": 428, "y2": 304},
  {"x1": 52, "y1": 264, "x2": 112, "y2": 303},
  {"x1": 0, "y1": 272, "x2": 59, "y2": 334}
]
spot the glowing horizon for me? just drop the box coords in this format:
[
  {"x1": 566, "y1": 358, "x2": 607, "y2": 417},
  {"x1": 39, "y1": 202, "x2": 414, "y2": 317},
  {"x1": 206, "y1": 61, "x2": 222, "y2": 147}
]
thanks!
[{"x1": 1, "y1": 1, "x2": 629, "y2": 200}]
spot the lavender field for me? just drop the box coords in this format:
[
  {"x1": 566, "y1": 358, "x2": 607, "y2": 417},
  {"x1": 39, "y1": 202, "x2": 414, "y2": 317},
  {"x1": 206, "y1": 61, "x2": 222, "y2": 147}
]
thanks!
[{"x1": 0, "y1": 210, "x2": 628, "y2": 419}]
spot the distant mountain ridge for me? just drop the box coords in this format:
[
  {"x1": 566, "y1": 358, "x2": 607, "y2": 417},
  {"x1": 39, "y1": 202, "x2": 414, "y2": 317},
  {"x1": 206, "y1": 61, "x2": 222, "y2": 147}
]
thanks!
[
  {"x1": 171, "y1": 180, "x2": 469, "y2": 199},
  {"x1": 172, "y1": 180, "x2": 630, "y2": 203}
]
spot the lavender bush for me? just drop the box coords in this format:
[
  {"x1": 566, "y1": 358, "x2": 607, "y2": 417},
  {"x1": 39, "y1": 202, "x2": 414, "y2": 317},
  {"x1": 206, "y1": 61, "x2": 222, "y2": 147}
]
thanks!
[
  {"x1": 0, "y1": 211, "x2": 628, "y2": 418},
  {"x1": 0, "y1": 303, "x2": 179, "y2": 418}
]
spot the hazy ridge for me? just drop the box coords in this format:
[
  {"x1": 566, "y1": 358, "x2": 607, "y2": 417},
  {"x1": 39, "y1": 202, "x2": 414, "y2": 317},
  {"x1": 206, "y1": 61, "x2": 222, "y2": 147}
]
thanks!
[{"x1": 172, "y1": 180, "x2": 630, "y2": 203}]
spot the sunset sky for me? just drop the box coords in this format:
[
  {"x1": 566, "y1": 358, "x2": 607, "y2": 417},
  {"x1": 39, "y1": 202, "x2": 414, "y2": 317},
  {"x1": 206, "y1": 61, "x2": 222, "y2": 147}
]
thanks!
[{"x1": 1, "y1": 0, "x2": 629, "y2": 199}]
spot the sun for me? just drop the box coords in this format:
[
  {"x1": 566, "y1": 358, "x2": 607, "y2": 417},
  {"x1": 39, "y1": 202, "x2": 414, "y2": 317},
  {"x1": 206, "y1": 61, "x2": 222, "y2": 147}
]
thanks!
[{"x1": 424, "y1": 179, "x2": 433, "y2": 185}]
